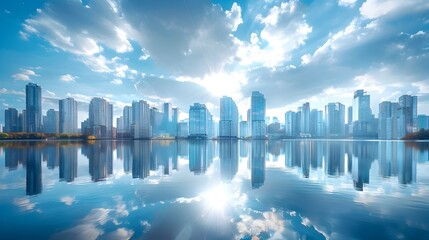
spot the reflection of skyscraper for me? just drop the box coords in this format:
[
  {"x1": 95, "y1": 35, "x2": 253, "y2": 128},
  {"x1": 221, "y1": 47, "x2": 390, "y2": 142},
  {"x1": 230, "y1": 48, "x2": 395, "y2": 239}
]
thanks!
[
  {"x1": 251, "y1": 91, "x2": 266, "y2": 139},
  {"x1": 83, "y1": 141, "x2": 113, "y2": 181},
  {"x1": 59, "y1": 145, "x2": 78, "y2": 182},
  {"x1": 43, "y1": 144, "x2": 59, "y2": 169},
  {"x1": 189, "y1": 140, "x2": 208, "y2": 174},
  {"x1": 239, "y1": 140, "x2": 249, "y2": 158},
  {"x1": 397, "y1": 142, "x2": 416, "y2": 184},
  {"x1": 26, "y1": 147, "x2": 42, "y2": 195},
  {"x1": 219, "y1": 140, "x2": 238, "y2": 181},
  {"x1": 300, "y1": 141, "x2": 311, "y2": 178},
  {"x1": 325, "y1": 142, "x2": 345, "y2": 176},
  {"x1": 132, "y1": 141, "x2": 150, "y2": 179},
  {"x1": 251, "y1": 141, "x2": 266, "y2": 188},
  {"x1": 352, "y1": 142, "x2": 373, "y2": 191},
  {"x1": 26, "y1": 83, "x2": 42, "y2": 132},
  {"x1": 117, "y1": 141, "x2": 132, "y2": 173}
]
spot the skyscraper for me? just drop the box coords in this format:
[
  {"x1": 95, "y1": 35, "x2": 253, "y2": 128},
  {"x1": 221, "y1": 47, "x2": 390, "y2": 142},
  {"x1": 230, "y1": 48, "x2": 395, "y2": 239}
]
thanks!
[
  {"x1": 172, "y1": 107, "x2": 179, "y2": 137},
  {"x1": 163, "y1": 103, "x2": 172, "y2": 135},
  {"x1": 133, "y1": 100, "x2": 151, "y2": 139},
  {"x1": 300, "y1": 102, "x2": 310, "y2": 136},
  {"x1": 285, "y1": 111, "x2": 297, "y2": 137},
  {"x1": 123, "y1": 106, "x2": 133, "y2": 136},
  {"x1": 25, "y1": 83, "x2": 42, "y2": 132},
  {"x1": 59, "y1": 98, "x2": 78, "y2": 134},
  {"x1": 189, "y1": 103, "x2": 210, "y2": 138},
  {"x1": 398, "y1": 95, "x2": 417, "y2": 138},
  {"x1": 43, "y1": 109, "x2": 59, "y2": 134},
  {"x1": 378, "y1": 101, "x2": 399, "y2": 140},
  {"x1": 89, "y1": 97, "x2": 113, "y2": 138},
  {"x1": 352, "y1": 90, "x2": 375, "y2": 138},
  {"x1": 251, "y1": 91, "x2": 266, "y2": 139},
  {"x1": 219, "y1": 96, "x2": 239, "y2": 138},
  {"x1": 325, "y1": 102, "x2": 345, "y2": 138},
  {"x1": 310, "y1": 109, "x2": 324, "y2": 137},
  {"x1": 4, "y1": 108, "x2": 19, "y2": 132}
]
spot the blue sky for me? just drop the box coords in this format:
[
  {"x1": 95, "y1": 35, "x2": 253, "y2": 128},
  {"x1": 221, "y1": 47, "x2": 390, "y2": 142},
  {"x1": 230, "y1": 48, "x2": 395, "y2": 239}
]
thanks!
[{"x1": 0, "y1": 0, "x2": 428, "y2": 125}]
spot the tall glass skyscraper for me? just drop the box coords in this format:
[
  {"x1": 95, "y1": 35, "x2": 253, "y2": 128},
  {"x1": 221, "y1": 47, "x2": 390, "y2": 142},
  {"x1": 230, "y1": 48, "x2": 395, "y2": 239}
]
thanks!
[
  {"x1": 378, "y1": 101, "x2": 399, "y2": 139},
  {"x1": 189, "y1": 103, "x2": 210, "y2": 139},
  {"x1": 132, "y1": 100, "x2": 151, "y2": 139},
  {"x1": 219, "y1": 96, "x2": 239, "y2": 138},
  {"x1": 44, "y1": 109, "x2": 59, "y2": 134},
  {"x1": 4, "y1": 108, "x2": 19, "y2": 132},
  {"x1": 59, "y1": 97, "x2": 78, "y2": 134},
  {"x1": 284, "y1": 111, "x2": 297, "y2": 137},
  {"x1": 251, "y1": 91, "x2": 266, "y2": 139},
  {"x1": 300, "y1": 102, "x2": 310, "y2": 135},
  {"x1": 325, "y1": 102, "x2": 345, "y2": 137},
  {"x1": 25, "y1": 83, "x2": 42, "y2": 132},
  {"x1": 89, "y1": 97, "x2": 113, "y2": 138},
  {"x1": 398, "y1": 95, "x2": 417, "y2": 138},
  {"x1": 352, "y1": 90, "x2": 375, "y2": 138}
]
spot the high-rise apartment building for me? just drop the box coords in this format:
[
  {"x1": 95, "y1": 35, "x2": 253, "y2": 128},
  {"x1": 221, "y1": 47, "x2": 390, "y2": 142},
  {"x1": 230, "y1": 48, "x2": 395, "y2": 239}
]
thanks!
[
  {"x1": 325, "y1": 102, "x2": 345, "y2": 137},
  {"x1": 219, "y1": 96, "x2": 239, "y2": 138},
  {"x1": 25, "y1": 83, "x2": 42, "y2": 132},
  {"x1": 251, "y1": 91, "x2": 266, "y2": 139},
  {"x1": 59, "y1": 98, "x2": 78, "y2": 134}
]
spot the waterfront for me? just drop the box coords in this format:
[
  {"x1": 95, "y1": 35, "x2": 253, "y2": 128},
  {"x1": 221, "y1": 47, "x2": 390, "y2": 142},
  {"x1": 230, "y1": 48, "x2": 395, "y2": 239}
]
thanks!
[{"x1": 1, "y1": 140, "x2": 429, "y2": 239}]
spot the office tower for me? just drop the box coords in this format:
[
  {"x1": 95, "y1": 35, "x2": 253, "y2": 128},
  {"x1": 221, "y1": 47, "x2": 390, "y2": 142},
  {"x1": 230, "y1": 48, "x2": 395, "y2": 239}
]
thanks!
[
  {"x1": 123, "y1": 106, "x2": 133, "y2": 135},
  {"x1": 17, "y1": 110, "x2": 26, "y2": 132},
  {"x1": 25, "y1": 83, "x2": 42, "y2": 132},
  {"x1": 59, "y1": 97, "x2": 78, "y2": 134},
  {"x1": 162, "y1": 103, "x2": 172, "y2": 135},
  {"x1": 4, "y1": 108, "x2": 19, "y2": 132},
  {"x1": 219, "y1": 96, "x2": 239, "y2": 138},
  {"x1": 239, "y1": 121, "x2": 248, "y2": 138},
  {"x1": 300, "y1": 102, "x2": 310, "y2": 136},
  {"x1": 88, "y1": 97, "x2": 113, "y2": 138},
  {"x1": 132, "y1": 100, "x2": 151, "y2": 139},
  {"x1": 346, "y1": 106, "x2": 353, "y2": 136},
  {"x1": 207, "y1": 113, "x2": 214, "y2": 139},
  {"x1": 116, "y1": 116, "x2": 124, "y2": 135},
  {"x1": 378, "y1": 101, "x2": 399, "y2": 139},
  {"x1": 310, "y1": 109, "x2": 324, "y2": 137},
  {"x1": 43, "y1": 109, "x2": 59, "y2": 133},
  {"x1": 59, "y1": 145, "x2": 78, "y2": 182},
  {"x1": 397, "y1": 95, "x2": 417, "y2": 139},
  {"x1": 189, "y1": 103, "x2": 212, "y2": 138},
  {"x1": 172, "y1": 107, "x2": 179, "y2": 137},
  {"x1": 284, "y1": 111, "x2": 297, "y2": 137},
  {"x1": 251, "y1": 91, "x2": 266, "y2": 139},
  {"x1": 178, "y1": 121, "x2": 189, "y2": 138},
  {"x1": 325, "y1": 102, "x2": 345, "y2": 138},
  {"x1": 352, "y1": 90, "x2": 375, "y2": 138},
  {"x1": 418, "y1": 115, "x2": 429, "y2": 130},
  {"x1": 150, "y1": 107, "x2": 163, "y2": 137}
]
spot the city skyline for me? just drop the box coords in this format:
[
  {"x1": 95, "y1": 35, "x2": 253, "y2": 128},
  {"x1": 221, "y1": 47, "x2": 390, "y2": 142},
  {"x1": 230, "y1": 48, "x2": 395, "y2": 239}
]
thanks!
[{"x1": 1, "y1": 0, "x2": 429, "y2": 126}]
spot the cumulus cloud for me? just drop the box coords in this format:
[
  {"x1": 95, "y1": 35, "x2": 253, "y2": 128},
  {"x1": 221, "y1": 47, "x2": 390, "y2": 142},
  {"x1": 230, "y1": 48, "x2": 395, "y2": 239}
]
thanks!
[
  {"x1": 338, "y1": 0, "x2": 357, "y2": 7},
  {"x1": 121, "y1": 0, "x2": 238, "y2": 77},
  {"x1": 235, "y1": 1, "x2": 312, "y2": 68},
  {"x1": 60, "y1": 74, "x2": 77, "y2": 82},
  {"x1": 110, "y1": 79, "x2": 123, "y2": 85},
  {"x1": 360, "y1": 0, "x2": 429, "y2": 19},
  {"x1": 12, "y1": 68, "x2": 39, "y2": 81}
]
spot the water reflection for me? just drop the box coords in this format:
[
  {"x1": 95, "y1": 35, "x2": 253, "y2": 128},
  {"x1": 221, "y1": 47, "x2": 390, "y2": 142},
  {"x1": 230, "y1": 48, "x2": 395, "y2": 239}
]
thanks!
[{"x1": 0, "y1": 140, "x2": 427, "y2": 196}]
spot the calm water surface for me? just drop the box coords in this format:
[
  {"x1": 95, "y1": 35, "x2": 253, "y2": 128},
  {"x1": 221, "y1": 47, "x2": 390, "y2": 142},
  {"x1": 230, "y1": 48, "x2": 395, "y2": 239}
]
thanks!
[{"x1": 1, "y1": 140, "x2": 429, "y2": 239}]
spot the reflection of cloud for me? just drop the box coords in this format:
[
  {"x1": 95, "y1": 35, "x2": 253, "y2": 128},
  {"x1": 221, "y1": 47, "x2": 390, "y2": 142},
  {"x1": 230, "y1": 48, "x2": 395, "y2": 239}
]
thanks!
[
  {"x1": 60, "y1": 196, "x2": 75, "y2": 206},
  {"x1": 173, "y1": 196, "x2": 202, "y2": 204},
  {"x1": 83, "y1": 208, "x2": 111, "y2": 225},
  {"x1": 236, "y1": 211, "x2": 286, "y2": 238},
  {"x1": 103, "y1": 228, "x2": 134, "y2": 240},
  {"x1": 140, "y1": 221, "x2": 151, "y2": 233},
  {"x1": 13, "y1": 197, "x2": 35, "y2": 211},
  {"x1": 51, "y1": 224, "x2": 103, "y2": 240}
]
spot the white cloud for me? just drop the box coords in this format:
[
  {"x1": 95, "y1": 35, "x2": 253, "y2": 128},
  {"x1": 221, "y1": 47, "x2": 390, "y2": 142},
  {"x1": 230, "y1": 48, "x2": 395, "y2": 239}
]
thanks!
[
  {"x1": 139, "y1": 48, "x2": 150, "y2": 61},
  {"x1": 111, "y1": 79, "x2": 123, "y2": 85},
  {"x1": 12, "y1": 68, "x2": 39, "y2": 81},
  {"x1": 46, "y1": 90, "x2": 56, "y2": 97},
  {"x1": 60, "y1": 196, "x2": 75, "y2": 206},
  {"x1": 410, "y1": 30, "x2": 426, "y2": 39},
  {"x1": 360, "y1": 0, "x2": 429, "y2": 19},
  {"x1": 338, "y1": 0, "x2": 357, "y2": 7},
  {"x1": 235, "y1": 1, "x2": 312, "y2": 68},
  {"x1": 226, "y1": 2, "x2": 243, "y2": 31},
  {"x1": 60, "y1": 74, "x2": 77, "y2": 82},
  {"x1": 22, "y1": 1, "x2": 132, "y2": 56}
]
